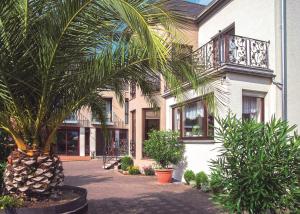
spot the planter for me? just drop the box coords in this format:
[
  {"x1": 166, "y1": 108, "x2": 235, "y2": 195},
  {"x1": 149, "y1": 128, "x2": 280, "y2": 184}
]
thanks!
[
  {"x1": 155, "y1": 169, "x2": 173, "y2": 184},
  {"x1": 4, "y1": 185, "x2": 87, "y2": 214}
]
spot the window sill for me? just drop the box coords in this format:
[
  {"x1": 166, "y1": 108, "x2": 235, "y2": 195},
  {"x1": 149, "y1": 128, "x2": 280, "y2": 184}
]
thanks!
[{"x1": 180, "y1": 139, "x2": 219, "y2": 144}]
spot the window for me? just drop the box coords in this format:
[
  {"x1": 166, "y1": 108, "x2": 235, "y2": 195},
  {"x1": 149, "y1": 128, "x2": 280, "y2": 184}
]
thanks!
[
  {"x1": 92, "y1": 99, "x2": 112, "y2": 123},
  {"x1": 172, "y1": 99, "x2": 214, "y2": 139},
  {"x1": 55, "y1": 128, "x2": 79, "y2": 156},
  {"x1": 130, "y1": 82, "x2": 136, "y2": 99},
  {"x1": 125, "y1": 99, "x2": 129, "y2": 124},
  {"x1": 242, "y1": 96, "x2": 264, "y2": 122}
]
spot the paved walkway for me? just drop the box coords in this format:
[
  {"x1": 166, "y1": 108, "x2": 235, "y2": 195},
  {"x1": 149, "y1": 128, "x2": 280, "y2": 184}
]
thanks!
[{"x1": 63, "y1": 160, "x2": 220, "y2": 214}]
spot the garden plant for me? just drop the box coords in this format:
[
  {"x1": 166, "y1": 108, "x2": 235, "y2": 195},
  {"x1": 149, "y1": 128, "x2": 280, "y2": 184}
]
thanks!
[
  {"x1": 184, "y1": 170, "x2": 195, "y2": 185},
  {"x1": 128, "y1": 166, "x2": 141, "y2": 175},
  {"x1": 143, "y1": 166, "x2": 155, "y2": 176},
  {"x1": 144, "y1": 130, "x2": 185, "y2": 183},
  {"x1": 0, "y1": 0, "x2": 209, "y2": 202},
  {"x1": 144, "y1": 130, "x2": 184, "y2": 169},
  {"x1": 195, "y1": 171, "x2": 208, "y2": 190},
  {"x1": 120, "y1": 156, "x2": 134, "y2": 171},
  {"x1": 211, "y1": 114, "x2": 300, "y2": 213}
]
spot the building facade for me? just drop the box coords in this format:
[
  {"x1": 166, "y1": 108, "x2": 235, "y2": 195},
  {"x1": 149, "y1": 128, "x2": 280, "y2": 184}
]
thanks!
[
  {"x1": 163, "y1": 0, "x2": 300, "y2": 181},
  {"x1": 56, "y1": 0, "x2": 300, "y2": 182},
  {"x1": 55, "y1": 91, "x2": 129, "y2": 161}
]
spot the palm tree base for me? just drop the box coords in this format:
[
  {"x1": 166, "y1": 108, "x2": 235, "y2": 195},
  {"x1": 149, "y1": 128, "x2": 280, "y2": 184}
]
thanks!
[{"x1": 4, "y1": 151, "x2": 64, "y2": 199}]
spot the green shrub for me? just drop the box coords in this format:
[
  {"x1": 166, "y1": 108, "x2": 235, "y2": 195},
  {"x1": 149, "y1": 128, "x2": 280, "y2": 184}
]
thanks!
[
  {"x1": 128, "y1": 166, "x2": 140, "y2": 175},
  {"x1": 144, "y1": 130, "x2": 184, "y2": 169},
  {"x1": 0, "y1": 195, "x2": 23, "y2": 209},
  {"x1": 120, "y1": 156, "x2": 134, "y2": 171},
  {"x1": 143, "y1": 166, "x2": 155, "y2": 176},
  {"x1": 184, "y1": 170, "x2": 195, "y2": 185},
  {"x1": 195, "y1": 171, "x2": 208, "y2": 189},
  {"x1": 211, "y1": 114, "x2": 300, "y2": 213},
  {"x1": 209, "y1": 168, "x2": 223, "y2": 193}
]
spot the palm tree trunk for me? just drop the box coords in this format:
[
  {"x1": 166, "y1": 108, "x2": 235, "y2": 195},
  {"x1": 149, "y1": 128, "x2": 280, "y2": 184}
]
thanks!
[{"x1": 3, "y1": 151, "x2": 64, "y2": 199}]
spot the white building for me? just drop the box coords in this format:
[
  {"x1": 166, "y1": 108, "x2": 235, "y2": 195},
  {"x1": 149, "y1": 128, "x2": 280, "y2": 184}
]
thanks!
[{"x1": 163, "y1": 0, "x2": 300, "y2": 181}]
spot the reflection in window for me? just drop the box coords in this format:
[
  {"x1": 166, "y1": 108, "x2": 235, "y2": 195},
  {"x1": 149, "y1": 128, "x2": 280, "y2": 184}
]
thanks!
[
  {"x1": 172, "y1": 99, "x2": 214, "y2": 139},
  {"x1": 92, "y1": 99, "x2": 112, "y2": 123},
  {"x1": 183, "y1": 101, "x2": 204, "y2": 137}
]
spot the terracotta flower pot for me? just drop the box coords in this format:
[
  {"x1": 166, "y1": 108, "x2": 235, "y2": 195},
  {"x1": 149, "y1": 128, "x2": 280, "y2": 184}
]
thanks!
[{"x1": 155, "y1": 169, "x2": 173, "y2": 184}]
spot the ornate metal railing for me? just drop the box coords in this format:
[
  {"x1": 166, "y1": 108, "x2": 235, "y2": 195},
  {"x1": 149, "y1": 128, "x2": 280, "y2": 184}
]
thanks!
[
  {"x1": 103, "y1": 139, "x2": 128, "y2": 167},
  {"x1": 194, "y1": 35, "x2": 270, "y2": 71}
]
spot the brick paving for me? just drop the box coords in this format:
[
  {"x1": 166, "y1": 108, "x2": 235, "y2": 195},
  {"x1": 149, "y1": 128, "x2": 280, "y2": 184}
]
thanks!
[{"x1": 63, "y1": 160, "x2": 220, "y2": 214}]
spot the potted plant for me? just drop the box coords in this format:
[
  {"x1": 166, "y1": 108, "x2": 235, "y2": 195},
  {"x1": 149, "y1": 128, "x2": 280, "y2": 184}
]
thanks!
[{"x1": 144, "y1": 130, "x2": 184, "y2": 183}]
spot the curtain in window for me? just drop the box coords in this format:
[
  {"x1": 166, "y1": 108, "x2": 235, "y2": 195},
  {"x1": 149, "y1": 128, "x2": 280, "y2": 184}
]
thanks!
[
  {"x1": 242, "y1": 96, "x2": 263, "y2": 122},
  {"x1": 183, "y1": 101, "x2": 204, "y2": 137}
]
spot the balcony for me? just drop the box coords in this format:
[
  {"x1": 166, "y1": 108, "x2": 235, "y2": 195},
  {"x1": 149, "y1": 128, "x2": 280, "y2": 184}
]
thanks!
[
  {"x1": 194, "y1": 35, "x2": 271, "y2": 74},
  {"x1": 63, "y1": 112, "x2": 90, "y2": 127},
  {"x1": 91, "y1": 113, "x2": 113, "y2": 125}
]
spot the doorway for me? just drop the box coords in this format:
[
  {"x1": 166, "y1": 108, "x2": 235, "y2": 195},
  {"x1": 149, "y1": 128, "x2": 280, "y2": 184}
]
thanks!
[
  {"x1": 142, "y1": 109, "x2": 160, "y2": 157},
  {"x1": 56, "y1": 128, "x2": 79, "y2": 156}
]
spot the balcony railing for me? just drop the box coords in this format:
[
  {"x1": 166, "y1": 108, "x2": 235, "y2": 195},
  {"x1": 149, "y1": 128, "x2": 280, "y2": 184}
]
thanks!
[
  {"x1": 63, "y1": 112, "x2": 90, "y2": 127},
  {"x1": 194, "y1": 35, "x2": 270, "y2": 71}
]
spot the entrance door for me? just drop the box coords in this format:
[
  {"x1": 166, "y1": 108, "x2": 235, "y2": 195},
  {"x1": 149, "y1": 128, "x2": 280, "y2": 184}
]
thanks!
[
  {"x1": 96, "y1": 128, "x2": 105, "y2": 156},
  {"x1": 56, "y1": 128, "x2": 79, "y2": 156},
  {"x1": 142, "y1": 109, "x2": 160, "y2": 157}
]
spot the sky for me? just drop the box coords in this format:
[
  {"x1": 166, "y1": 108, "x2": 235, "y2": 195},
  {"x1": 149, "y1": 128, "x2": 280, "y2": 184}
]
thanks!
[{"x1": 186, "y1": 0, "x2": 213, "y2": 5}]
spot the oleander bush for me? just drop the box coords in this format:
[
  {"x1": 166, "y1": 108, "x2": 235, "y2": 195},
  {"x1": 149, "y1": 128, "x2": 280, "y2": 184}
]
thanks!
[
  {"x1": 184, "y1": 170, "x2": 195, "y2": 185},
  {"x1": 209, "y1": 167, "x2": 223, "y2": 194},
  {"x1": 211, "y1": 114, "x2": 300, "y2": 213},
  {"x1": 195, "y1": 171, "x2": 208, "y2": 189},
  {"x1": 128, "y1": 166, "x2": 141, "y2": 175},
  {"x1": 143, "y1": 166, "x2": 155, "y2": 176},
  {"x1": 144, "y1": 130, "x2": 184, "y2": 169},
  {"x1": 121, "y1": 156, "x2": 134, "y2": 171}
]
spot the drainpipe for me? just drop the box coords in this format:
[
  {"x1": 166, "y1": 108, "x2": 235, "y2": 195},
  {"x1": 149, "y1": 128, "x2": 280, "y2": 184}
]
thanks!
[{"x1": 281, "y1": 0, "x2": 287, "y2": 121}]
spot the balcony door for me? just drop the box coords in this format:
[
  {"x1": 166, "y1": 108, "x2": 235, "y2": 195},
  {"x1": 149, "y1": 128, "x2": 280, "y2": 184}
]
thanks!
[{"x1": 212, "y1": 25, "x2": 235, "y2": 64}]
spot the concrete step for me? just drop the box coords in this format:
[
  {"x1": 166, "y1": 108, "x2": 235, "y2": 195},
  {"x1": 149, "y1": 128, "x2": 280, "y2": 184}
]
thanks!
[{"x1": 103, "y1": 158, "x2": 121, "y2": 169}]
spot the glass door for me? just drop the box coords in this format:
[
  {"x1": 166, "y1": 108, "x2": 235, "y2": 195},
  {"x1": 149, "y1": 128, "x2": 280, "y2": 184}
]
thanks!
[{"x1": 56, "y1": 128, "x2": 79, "y2": 156}]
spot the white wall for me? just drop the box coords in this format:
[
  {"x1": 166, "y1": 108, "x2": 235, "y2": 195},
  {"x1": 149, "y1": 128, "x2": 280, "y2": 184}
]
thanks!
[
  {"x1": 79, "y1": 127, "x2": 85, "y2": 156},
  {"x1": 166, "y1": 72, "x2": 274, "y2": 181},
  {"x1": 89, "y1": 127, "x2": 96, "y2": 156},
  {"x1": 286, "y1": 0, "x2": 300, "y2": 129},
  {"x1": 198, "y1": 0, "x2": 276, "y2": 71}
]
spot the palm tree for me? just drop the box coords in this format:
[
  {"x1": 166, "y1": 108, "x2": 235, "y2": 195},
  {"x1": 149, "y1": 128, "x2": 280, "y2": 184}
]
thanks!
[{"x1": 0, "y1": 0, "x2": 212, "y2": 199}]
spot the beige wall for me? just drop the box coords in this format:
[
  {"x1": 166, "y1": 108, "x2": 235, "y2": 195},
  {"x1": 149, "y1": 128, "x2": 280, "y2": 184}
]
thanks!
[
  {"x1": 286, "y1": 0, "x2": 300, "y2": 129},
  {"x1": 78, "y1": 90, "x2": 128, "y2": 129},
  {"x1": 128, "y1": 22, "x2": 199, "y2": 163},
  {"x1": 128, "y1": 87, "x2": 164, "y2": 161}
]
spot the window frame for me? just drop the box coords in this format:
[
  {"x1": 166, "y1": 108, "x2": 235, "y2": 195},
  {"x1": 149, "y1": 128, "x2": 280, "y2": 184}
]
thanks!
[
  {"x1": 242, "y1": 95, "x2": 265, "y2": 123},
  {"x1": 91, "y1": 98, "x2": 113, "y2": 123},
  {"x1": 172, "y1": 98, "x2": 214, "y2": 140}
]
